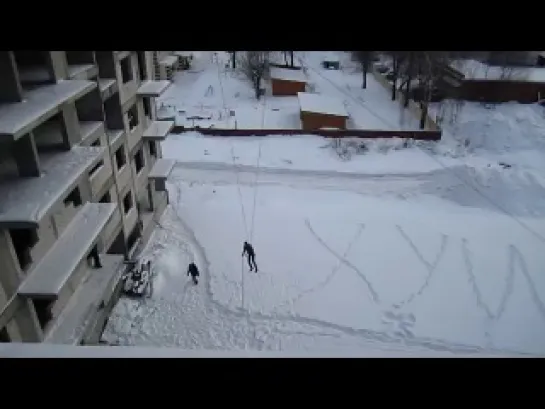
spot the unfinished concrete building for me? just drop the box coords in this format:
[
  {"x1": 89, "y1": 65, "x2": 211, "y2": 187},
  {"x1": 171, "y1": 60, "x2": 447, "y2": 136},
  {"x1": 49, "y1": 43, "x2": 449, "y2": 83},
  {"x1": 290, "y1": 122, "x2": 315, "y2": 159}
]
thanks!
[
  {"x1": 0, "y1": 51, "x2": 175, "y2": 345},
  {"x1": 152, "y1": 51, "x2": 179, "y2": 81}
]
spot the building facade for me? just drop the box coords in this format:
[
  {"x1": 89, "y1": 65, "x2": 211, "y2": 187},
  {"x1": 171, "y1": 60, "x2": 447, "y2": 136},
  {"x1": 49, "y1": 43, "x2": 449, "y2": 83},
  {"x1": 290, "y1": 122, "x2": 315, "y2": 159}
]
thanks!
[
  {"x1": 0, "y1": 51, "x2": 175, "y2": 345},
  {"x1": 152, "y1": 51, "x2": 179, "y2": 81}
]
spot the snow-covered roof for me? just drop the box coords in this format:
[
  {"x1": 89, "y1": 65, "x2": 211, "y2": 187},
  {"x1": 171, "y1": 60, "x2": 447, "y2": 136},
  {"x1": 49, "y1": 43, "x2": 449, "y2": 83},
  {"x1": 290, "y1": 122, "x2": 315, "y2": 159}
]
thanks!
[
  {"x1": 0, "y1": 80, "x2": 96, "y2": 140},
  {"x1": 0, "y1": 146, "x2": 104, "y2": 228},
  {"x1": 323, "y1": 53, "x2": 340, "y2": 63},
  {"x1": 297, "y1": 92, "x2": 349, "y2": 117},
  {"x1": 160, "y1": 55, "x2": 178, "y2": 67},
  {"x1": 149, "y1": 158, "x2": 175, "y2": 180},
  {"x1": 450, "y1": 59, "x2": 545, "y2": 83},
  {"x1": 270, "y1": 67, "x2": 307, "y2": 83},
  {"x1": 18, "y1": 202, "x2": 116, "y2": 299},
  {"x1": 143, "y1": 120, "x2": 175, "y2": 140},
  {"x1": 137, "y1": 80, "x2": 172, "y2": 97},
  {"x1": 44, "y1": 254, "x2": 125, "y2": 344}
]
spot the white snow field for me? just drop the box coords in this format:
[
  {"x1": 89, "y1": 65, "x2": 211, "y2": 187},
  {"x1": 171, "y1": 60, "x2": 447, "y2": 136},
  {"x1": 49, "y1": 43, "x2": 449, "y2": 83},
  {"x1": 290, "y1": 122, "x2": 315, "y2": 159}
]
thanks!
[
  {"x1": 156, "y1": 51, "x2": 419, "y2": 130},
  {"x1": 103, "y1": 126, "x2": 545, "y2": 355},
  {"x1": 102, "y1": 52, "x2": 545, "y2": 357}
]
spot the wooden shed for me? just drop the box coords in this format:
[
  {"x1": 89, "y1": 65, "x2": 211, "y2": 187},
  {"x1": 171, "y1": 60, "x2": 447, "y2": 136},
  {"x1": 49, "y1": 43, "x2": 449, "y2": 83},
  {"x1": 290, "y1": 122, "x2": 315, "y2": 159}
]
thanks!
[
  {"x1": 297, "y1": 92, "x2": 349, "y2": 130},
  {"x1": 270, "y1": 67, "x2": 307, "y2": 96}
]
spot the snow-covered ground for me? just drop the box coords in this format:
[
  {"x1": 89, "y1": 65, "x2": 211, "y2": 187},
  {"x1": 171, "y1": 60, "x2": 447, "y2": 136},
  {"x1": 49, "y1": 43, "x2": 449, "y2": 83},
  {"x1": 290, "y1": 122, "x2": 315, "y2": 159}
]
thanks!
[
  {"x1": 156, "y1": 51, "x2": 419, "y2": 130},
  {"x1": 102, "y1": 53, "x2": 545, "y2": 357},
  {"x1": 103, "y1": 108, "x2": 545, "y2": 355}
]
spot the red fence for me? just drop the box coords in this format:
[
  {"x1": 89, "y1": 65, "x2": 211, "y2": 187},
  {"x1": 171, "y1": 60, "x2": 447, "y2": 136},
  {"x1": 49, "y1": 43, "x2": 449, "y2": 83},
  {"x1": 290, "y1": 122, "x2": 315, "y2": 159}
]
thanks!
[{"x1": 170, "y1": 126, "x2": 442, "y2": 141}]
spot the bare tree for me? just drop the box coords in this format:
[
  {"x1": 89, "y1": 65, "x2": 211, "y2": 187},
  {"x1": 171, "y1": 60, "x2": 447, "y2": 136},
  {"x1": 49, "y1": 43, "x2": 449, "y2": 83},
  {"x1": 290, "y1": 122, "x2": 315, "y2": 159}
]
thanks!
[
  {"x1": 397, "y1": 51, "x2": 419, "y2": 107},
  {"x1": 352, "y1": 51, "x2": 375, "y2": 89},
  {"x1": 486, "y1": 51, "x2": 530, "y2": 80},
  {"x1": 237, "y1": 51, "x2": 270, "y2": 100},
  {"x1": 415, "y1": 51, "x2": 451, "y2": 129},
  {"x1": 386, "y1": 51, "x2": 407, "y2": 100},
  {"x1": 228, "y1": 51, "x2": 237, "y2": 69},
  {"x1": 281, "y1": 51, "x2": 296, "y2": 67}
]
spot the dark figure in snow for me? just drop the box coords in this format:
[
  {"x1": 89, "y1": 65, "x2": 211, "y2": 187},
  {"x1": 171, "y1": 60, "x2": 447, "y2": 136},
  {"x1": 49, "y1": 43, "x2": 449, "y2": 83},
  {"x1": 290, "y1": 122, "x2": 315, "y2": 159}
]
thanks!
[
  {"x1": 89, "y1": 247, "x2": 102, "y2": 269},
  {"x1": 187, "y1": 262, "x2": 200, "y2": 285},
  {"x1": 242, "y1": 241, "x2": 258, "y2": 272}
]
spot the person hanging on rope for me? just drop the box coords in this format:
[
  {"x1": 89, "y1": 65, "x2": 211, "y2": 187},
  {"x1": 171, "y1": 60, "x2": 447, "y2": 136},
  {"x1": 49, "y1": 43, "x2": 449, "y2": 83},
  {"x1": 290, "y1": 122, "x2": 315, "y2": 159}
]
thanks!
[
  {"x1": 187, "y1": 262, "x2": 200, "y2": 285},
  {"x1": 242, "y1": 241, "x2": 258, "y2": 272}
]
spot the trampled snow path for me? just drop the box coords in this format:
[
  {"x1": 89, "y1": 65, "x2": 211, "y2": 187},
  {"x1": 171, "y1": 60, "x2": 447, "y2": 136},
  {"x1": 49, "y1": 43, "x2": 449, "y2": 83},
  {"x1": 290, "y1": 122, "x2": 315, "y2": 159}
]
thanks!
[{"x1": 103, "y1": 163, "x2": 544, "y2": 356}]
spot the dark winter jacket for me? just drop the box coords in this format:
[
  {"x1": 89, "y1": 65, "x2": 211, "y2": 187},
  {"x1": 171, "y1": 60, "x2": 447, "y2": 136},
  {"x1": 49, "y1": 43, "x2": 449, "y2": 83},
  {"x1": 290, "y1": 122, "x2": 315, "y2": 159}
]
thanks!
[
  {"x1": 242, "y1": 242, "x2": 255, "y2": 257},
  {"x1": 187, "y1": 262, "x2": 200, "y2": 277}
]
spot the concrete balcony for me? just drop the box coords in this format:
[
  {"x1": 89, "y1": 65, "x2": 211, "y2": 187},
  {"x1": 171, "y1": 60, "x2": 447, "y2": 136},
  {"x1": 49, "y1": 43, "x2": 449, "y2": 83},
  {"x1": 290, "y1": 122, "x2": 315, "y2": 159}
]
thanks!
[
  {"x1": 127, "y1": 122, "x2": 144, "y2": 154},
  {"x1": 106, "y1": 129, "x2": 124, "y2": 152},
  {"x1": 143, "y1": 120, "x2": 174, "y2": 141},
  {"x1": 123, "y1": 204, "x2": 138, "y2": 235},
  {"x1": 80, "y1": 121, "x2": 105, "y2": 146},
  {"x1": 134, "y1": 164, "x2": 149, "y2": 195},
  {"x1": 68, "y1": 64, "x2": 99, "y2": 81},
  {"x1": 89, "y1": 156, "x2": 113, "y2": 198},
  {"x1": 148, "y1": 158, "x2": 175, "y2": 192},
  {"x1": 43, "y1": 254, "x2": 125, "y2": 345},
  {"x1": 0, "y1": 80, "x2": 96, "y2": 141},
  {"x1": 136, "y1": 80, "x2": 171, "y2": 97},
  {"x1": 98, "y1": 78, "x2": 118, "y2": 101},
  {"x1": 0, "y1": 146, "x2": 104, "y2": 229},
  {"x1": 0, "y1": 344, "x2": 517, "y2": 358},
  {"x1": 115, "y1": 161, "x2": 132, "y2": 192},
  {"x1": 18, "y1": 202, "x2": 116, "y2": 299},
  {"x1": 119, "y1": 79, "x2": 139, "y2": 107},
  {"x1": 100, "y1": 207, "x2": 122, "y2": 250}
]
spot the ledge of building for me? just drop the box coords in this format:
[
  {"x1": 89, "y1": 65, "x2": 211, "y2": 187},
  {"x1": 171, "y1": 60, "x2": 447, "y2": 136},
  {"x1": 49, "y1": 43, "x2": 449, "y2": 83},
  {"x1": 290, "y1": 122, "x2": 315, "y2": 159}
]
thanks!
[
  {"x1": 0, "y1": 80, "x2": 96, "y2": 141},
  {"x1": 148, "y1": 158, "x2": 175, "y2": 180},
  {"x1": 98, "y1": 78, "x2": 118, "y2": 101},
  {"x1": 68, "y1": 64, "x2": 99, "y2": 81},
  {"x1": 0, "y1": 146, "x2": 105, "y2": 228},
  {"x1": 115, "y1": 51, "x2": 131, "y2": 61},
  {"x1": 143, "y1": 120, "x2": 174, "y2": 140},
  {"x1": 80, "y1": 121, "x2": 105, "y2": 146},
  {"x1": 137, "y1": 80, "x2": 171, "y2": 97},
  {"x1": 17, "y1": 202, "x2": 116, "y2": 299},
  {"x1": 43, "y1": 254, "x2": 125, "y2": 345},
  {"x1": 106, "y1": 128, "x2": 125, "y2": 150}
]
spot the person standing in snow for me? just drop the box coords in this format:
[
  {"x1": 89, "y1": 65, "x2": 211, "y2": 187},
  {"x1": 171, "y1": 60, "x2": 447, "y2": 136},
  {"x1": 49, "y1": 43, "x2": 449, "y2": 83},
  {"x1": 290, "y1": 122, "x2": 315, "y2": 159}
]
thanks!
[
  {"x1": 242, "y1": 241, "x2": 258, "y2": 272},
  {"x1": 187, "y1": 262, "x2": 200, "y2": 285}
]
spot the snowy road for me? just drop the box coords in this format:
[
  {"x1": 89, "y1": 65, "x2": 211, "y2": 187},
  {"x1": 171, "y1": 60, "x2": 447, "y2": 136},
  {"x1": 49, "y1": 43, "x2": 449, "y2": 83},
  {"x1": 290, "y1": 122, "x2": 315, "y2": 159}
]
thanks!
[{"x1": 103, "y1": 162, "x2": 545, "y2": 356}]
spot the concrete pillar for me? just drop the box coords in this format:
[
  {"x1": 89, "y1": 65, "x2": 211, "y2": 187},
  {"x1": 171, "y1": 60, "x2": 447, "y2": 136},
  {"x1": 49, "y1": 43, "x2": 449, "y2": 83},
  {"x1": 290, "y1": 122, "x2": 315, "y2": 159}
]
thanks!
[
  {"x1": 147, "y1": 182, "x2": 154, "y2": 211},
  {"x1": 12, "y1": 133, "x2": 41, "y2": 177},
  {"x1": 0, "y1": 230, "x2": 24, "y2": 297},
  {"x1": 0, "y1": 52, "x2": 23, "y2": 103},
  {"x1": 45, "y1": 51, "x2": 68, "y2": 81},
  {"x1": 79, "y1": 177, "x2": 93, "y2": 204},
  {"x1": 60, "y1": 102, "x2": 81, "y2": 148},
  {"x1": 16, "y1": 299, "x2": 43, "y2": 342}
]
